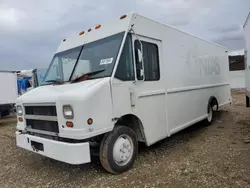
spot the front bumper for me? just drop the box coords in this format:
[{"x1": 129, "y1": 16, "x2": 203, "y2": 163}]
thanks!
[{"x1": 16, "y1": 131, "x2": 91, "y2": 165}]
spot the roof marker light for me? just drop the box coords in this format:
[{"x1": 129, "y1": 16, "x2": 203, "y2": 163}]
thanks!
[
  {"x1": 88, "y1": 28, "x2": 92, "y2": 32},
  {"x1": 95, "y1": 24, "x2": 101, "y2": 29},
  {"x1": 120, "y1": 14, "x2": 127, "y2": 19},
  {"x1": 79, "y1": 31, "x2": 85, "y2": 35},
  {"x1": 63, "y1": 39, "x2": 66, "y2": 42}
]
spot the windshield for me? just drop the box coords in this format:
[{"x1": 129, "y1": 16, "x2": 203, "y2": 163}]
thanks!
[
  {"x1": 41, "y1": 32, "x2": 125, "y2": 85},
  {"x1": 42, "y1": 46, "x2": 82, "y2": 85}
]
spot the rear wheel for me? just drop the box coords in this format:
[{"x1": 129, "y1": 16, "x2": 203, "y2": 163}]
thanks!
[
  {"x1": 246, "y1": 95, "x2": 250, "y2": 107},
  {"x1": 99, "y1": 125, "x2": 138, "y2": 174},
  {"x1": 205, "y1": 104, "x2": 214, "y2": 126}
]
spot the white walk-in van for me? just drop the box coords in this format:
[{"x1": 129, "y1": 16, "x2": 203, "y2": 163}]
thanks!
[
  {"x1": 16, "y1": 13, "x2": 231, "y2": 174},
  {"x1": 244, "y1": 12, "x2": 250, "y2": 106}
]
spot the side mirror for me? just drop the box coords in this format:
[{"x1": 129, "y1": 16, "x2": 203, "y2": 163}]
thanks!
[
  {"x1": 137, "y1": 49, "x2": 143, "y2": 63},
  {"x1": 140, "y1": 69, "x2": 144, "y2": 77},
  {"x1": 135, "y1": 41, "x2": 145, "y2": 81}
]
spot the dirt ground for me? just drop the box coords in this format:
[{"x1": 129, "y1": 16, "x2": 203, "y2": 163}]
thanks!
[{"x1": 0, "y1": 90, "x2": 250, "y2": 188}]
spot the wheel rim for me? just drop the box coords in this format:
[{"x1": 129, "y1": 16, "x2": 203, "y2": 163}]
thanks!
[
  {"x1": 207, "y1": 105, "x2": 213, "y2": 122},
  {"x1": 212, "y1": 104, "x2": 217, "y2": 111},
  {"x1": 113, "y1": 134, "x2": 134, "y2": 166}
]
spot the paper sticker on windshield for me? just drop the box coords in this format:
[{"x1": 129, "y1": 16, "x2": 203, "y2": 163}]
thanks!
[{"x1": 100, "y1": 58, "x2": 113, "y2": 65}]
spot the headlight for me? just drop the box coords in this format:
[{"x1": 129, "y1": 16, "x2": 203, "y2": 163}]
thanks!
[
  {"x1": 63, "y1": 105, "x2": 74, "y2": 119},
  {"x1": 17, "y1": 106, "x2": 23, "y2": 116}
]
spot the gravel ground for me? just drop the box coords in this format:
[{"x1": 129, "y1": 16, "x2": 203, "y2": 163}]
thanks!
[{"x1": 0, "y1": 90, "x2": 250, "y2": 188}]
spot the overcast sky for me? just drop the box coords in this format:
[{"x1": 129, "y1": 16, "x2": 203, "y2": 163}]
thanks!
[{"x1": 0, "y1": 0, "x2": 249, "y2": 70}]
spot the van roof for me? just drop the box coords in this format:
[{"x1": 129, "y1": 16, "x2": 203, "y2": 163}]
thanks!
[
  {"x1": 243, "y1": 12, "x2": 250, "y2": 28},
  {"x1": 56, "y1": 13, "x2": 133, "y2": 53},
  {"x1": 0, "y1": 70, "x2": 16, "y2": 73},
  {"x1": 133, "y1": 13, "x2": 227, "y2": 50},
  {"x1": 56, "y1": 12, "x2": 227, "y2": 53}
]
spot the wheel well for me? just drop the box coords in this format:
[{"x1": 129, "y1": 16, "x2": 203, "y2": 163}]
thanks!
[
  {"x1": 115, "y1": 114, "x2": 146, "y2": 142},
  {"x1": 209, "y1": 96, "x2": 219, "y2": 111}
]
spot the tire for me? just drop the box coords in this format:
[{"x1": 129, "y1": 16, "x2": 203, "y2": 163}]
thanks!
[
  {"x1": 204, "y1": 104, "x2": 214, "y2": 126},
  {"x1": 246, "y1": 95, "x2": 250, "y2": 107},
  {"x1": 99, "y1": 125, "x2": 138, "y2": 174}
]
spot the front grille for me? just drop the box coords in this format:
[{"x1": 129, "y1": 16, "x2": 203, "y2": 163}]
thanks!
[
  {"x1": 25, "y1": 106, "x2": 57, "y2": 116},
  {"x1": 26, "y1": 119, "x2": 59, "y2": 133}
]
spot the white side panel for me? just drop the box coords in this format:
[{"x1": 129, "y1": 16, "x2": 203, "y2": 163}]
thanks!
[
  {"x1": 229, "y1": 70, "x2": 245, "y2": 89},
  {"x1": 111, "y1": 79, "x2": 136, "y2": 118},
  {"x1": 131, "y1": 14, "x2": 231, "y2": 139},
  {"x1": 0, "y1": 72, "x2": 18, "y2": 105},
  {"x1": 160, "y1": 27, "x2": 229, "y2": 90},
  {"x1": 130, "y1": 14, "x2": 229, "y2": 89},
  {"x1": 244, "y1": 17, "x2": 250, "y2": 95},
  {"x1": 136, "y1": 92, "x2": 167, "y2": 143},
  {"x1": 167, "y1": 85, "x2": 231, "y2": 134},
  {"x1": 112, "y1": 78, "x2": 167, "y2": 145}
]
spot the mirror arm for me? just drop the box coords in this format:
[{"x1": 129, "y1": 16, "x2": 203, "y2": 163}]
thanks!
[{"x1": 130, "y1": 25, "x2": 145, "y2": 81}]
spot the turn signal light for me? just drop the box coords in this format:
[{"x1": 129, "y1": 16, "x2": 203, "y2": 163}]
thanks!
[
  {"x1": 66, "y1": 121, "x2": 74, "y2": 128},
  {"x1": 18, "y1": 117, "x2": 23, "y2": 122},
  {"x1": 120, "y1": 14, "x2": 127, "y2": 19},
  {"x1": 87, "y1": 118, "x2": 93, "y2": 125}
]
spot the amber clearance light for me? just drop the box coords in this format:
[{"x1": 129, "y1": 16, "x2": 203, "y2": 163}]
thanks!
[
  {"x1": 79, "y1": 31, "x2": 85, "y2": 35},
  {"x1": 95, "y1": 24, "x2": 101, "y2": 29},
  {"x1": 120, "y1": 14, "x2": 127, "y2": 19}
]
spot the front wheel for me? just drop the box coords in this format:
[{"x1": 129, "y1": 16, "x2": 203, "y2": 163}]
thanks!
[{"x1": 99, "y1": 125, "x2": 138, "y2": 174}]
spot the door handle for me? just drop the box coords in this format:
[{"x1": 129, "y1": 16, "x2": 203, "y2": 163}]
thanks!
[{"x1": 130, "y1": 91, "x2": 136, "y2": 106}]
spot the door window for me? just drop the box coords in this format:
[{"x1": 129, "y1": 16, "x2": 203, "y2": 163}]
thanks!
[{"x1": 134, "y1": 40, "x2": 160, "y2": 81}]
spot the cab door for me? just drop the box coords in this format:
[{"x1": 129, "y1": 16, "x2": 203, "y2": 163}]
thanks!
[
  {"x1": 111, "y1": 33, "x2": 167, "y2": 146},
  {"x1": 132, "y1": 35, "x2": 167, "y2": 145}
]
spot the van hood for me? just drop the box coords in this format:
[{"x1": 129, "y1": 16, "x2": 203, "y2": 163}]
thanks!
[{"x1": 16, "y1": 78, "x2": 109, "y2": 104}]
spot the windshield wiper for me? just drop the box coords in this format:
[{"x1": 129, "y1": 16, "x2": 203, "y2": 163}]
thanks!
[
  {"x1": 70, "y1": 69, "x2": 105, "y2": 83},
  {"x1": 43, "y1": 79, "x2": 64, "y2": 85}
]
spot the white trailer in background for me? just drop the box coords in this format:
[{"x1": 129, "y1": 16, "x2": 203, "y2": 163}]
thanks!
[
  {"x1": 15, "y1": 13, "x2": 231, "y2": 174},
  {"x1": 244, "y1": 12, "x2": 250, "y2": 107},
  {"x1": 0, "y1": 71, "x2": 18, "y2": 117}
]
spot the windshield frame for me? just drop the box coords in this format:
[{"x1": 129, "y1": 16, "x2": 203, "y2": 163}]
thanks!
[{"x1": 41, "y1": 31, "x2": 127, "y2": 85}]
